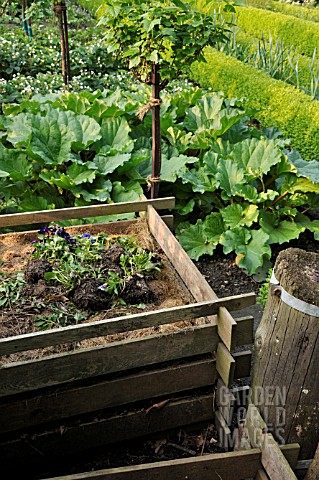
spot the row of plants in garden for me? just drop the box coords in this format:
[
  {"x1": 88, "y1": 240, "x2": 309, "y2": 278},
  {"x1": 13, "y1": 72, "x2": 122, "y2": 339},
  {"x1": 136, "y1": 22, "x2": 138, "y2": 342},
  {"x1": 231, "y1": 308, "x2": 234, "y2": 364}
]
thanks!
[
  {"x1": 217, "y1": 26, "x2": 319, "y2": 99},
  {"x1": 190, "y1": 48, "x2": 319, "y2": 161},
  {"x1": 1, "y1": 85, "x2": 319, "y2": 274},
  {"x1": 245, "y1": 0, "x2": 319, "y2": 23},
  {"x1": 0, "y1": 0, "x2": 118, "y2": 107},
  {"x1": 192, "y1": 0, "x2": 319, "y2": 58}
]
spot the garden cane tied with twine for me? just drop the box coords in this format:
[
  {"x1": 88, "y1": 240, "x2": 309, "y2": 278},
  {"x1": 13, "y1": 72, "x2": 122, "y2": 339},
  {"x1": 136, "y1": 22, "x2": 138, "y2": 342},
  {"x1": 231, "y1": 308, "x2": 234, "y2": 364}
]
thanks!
[{"x1": 136, "y1": 97, "x2": 162, "y2": 121}]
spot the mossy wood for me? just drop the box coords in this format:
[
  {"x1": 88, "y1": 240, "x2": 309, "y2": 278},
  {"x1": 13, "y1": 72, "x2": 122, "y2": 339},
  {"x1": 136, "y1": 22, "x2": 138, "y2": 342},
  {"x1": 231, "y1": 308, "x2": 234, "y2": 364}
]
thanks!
[
  {"x1": 245, "y1": 404, "x2": 299, "y2": 480},
  {"x1": 252, "y1": 248, "x2": 319, "y2": 460}
]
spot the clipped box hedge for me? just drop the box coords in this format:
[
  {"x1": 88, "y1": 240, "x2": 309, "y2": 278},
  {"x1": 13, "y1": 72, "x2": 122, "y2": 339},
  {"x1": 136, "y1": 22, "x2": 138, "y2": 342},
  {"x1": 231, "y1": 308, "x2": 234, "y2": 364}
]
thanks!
[
  {"x1": 192, "y1": 0, "x2": 319, "y2": 58},
  {"x1": 244, "y1": 0, "x2": 319, "y2": 23},
  {"x1": 191, "y1": 48, "x2": 319, "y2": 160}
]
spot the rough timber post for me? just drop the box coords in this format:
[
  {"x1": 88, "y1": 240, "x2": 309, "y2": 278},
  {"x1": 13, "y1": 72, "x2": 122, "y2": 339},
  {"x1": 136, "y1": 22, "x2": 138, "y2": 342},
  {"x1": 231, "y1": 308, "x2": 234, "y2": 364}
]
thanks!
[{"x1": 251, "y1": 248, "x2": 319, "y2": 460}]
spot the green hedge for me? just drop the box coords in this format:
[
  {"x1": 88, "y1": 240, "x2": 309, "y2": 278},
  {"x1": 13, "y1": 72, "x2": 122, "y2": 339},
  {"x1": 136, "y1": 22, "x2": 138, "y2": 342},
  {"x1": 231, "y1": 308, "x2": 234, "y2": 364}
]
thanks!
[
  {"x1": 191, "y1": 0, "x2": 319, "y2": 58},
  {"x1": 191, "y1": 48, "x2": 319, "y2": 160},
  {"x1": 244, "y1": 0, "x2": 319, "y2": 23},
  {"x1": 76, "y1": 0, "x2": 107, "y2": 18},
  {"x1": 225, "y1": 29, "x2": 316, "y2": 94}
]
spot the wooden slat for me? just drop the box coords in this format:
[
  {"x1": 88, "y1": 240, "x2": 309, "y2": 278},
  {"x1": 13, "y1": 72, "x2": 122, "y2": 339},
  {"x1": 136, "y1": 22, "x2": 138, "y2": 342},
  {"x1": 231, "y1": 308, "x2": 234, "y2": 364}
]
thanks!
[
  {"x1": 216, "y1": 342, "x2": 235, "y2": 387},
  {"x1": 0, "y1": 394, "x2": 217, "y2": 464},
  {"x1": 0, "y1": 358, "x2": 217, "y2": 434},
  {"x1": 0, "y1": 324, "x2": 218, "y2": 397},
  {"x1": 4, "y1": 444, "x2": 262, "y2": 480},
  {"x1": 0, "y1": 198, "x2": 175, "y2": 227},
  {"x1": 147, "y1": 205, "x2": 254, "y2": 350},
  {"x1": 255, "y1": 470, "x2": 269, "y2": 480},
  {"x1": 262, "y1": 434, "x2": 298, "y2": 480},
  {"x1": 216, "y1": 379, "x2": 236, "y2": 426},
  {"x1": 245, "y1": 403, "x2": 268, "y2": 449},
  {"x1": 0, "y1": 293, "x2": 256, "y2": 356},
  {"x1": 147, "y1": 204, "x2": 218, "y2": 303},
  {"x1": 42, "y1": 450, "x2": 262, "y2": 480},
  {"x1": 231, "y1": 315, "x2": 254, "y2": 348},
  {"x1": 0, "y1": 351, "x2": 252, "y2": 434},
  {"x1": 245, "y1": 404, "x2": 298, "y2": 479},
  {"x1": 215, "y1": 409, "x2": 231, "y2": 451},
  {"x1": 280, "y1": 444, "x2": 300, "y2": 470},
  {"x1": 218, "y1": 307, "x2": 237, "y2": 351}
]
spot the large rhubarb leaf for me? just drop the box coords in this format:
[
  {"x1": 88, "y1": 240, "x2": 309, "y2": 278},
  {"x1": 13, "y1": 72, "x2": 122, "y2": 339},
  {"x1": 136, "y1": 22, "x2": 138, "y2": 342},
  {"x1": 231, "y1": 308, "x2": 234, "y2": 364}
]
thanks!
[
  {"x1": 229, "y1": 138, "x2": 283, "y2": 180},
  {"x1": 176, "y1": 221, "x2": 217, "y2": 260},
  {"x1": 259, "y1": 211, "x2": 304, "y2": 244},
  {"x1": 216, "y1": 159, "x2": 246, "y2": 197},
  {"x1": 97, "y1": 117, "x2": 133, "y2": 155},
  {"x1": 236, "y1": 230, "x2": 271, "y2": 275},
  {"x1": 220, "y1": 227, "x2": 252, "y2": 255},
  {"x1": 221, "y1": 204, "x2": 258, "y2": 229},
  {"x1": 161, "y1": 154, "x2": 198, "y2": 183}
]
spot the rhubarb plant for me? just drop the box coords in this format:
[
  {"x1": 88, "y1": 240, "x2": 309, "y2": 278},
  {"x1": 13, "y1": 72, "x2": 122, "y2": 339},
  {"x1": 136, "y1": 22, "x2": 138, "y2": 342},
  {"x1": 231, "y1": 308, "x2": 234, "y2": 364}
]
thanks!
[{"x1": 1, "y1": 85, "x2": 319, "y2": 274}]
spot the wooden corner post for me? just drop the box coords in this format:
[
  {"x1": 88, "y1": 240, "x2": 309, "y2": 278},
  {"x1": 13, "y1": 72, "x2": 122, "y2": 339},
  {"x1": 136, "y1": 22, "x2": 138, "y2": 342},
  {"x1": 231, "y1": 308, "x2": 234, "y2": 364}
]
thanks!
[{"x1": 251, "y1": 248, "x2": 319, "y2": 460}]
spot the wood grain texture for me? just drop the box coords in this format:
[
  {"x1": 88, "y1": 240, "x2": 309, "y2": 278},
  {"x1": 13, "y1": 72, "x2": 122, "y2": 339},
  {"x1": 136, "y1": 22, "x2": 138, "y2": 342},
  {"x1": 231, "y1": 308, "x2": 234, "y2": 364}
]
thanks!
[
  {"x1": 0, "y1": 358, "x2": 216, "y2": 434},
  {"x1": 261, "y1": 434, "x2": 298, "y2": 480},
  {"x1": 252, "y1": 254, "x2": 319, "y2": 459},
  {"x1": 216, "y1": 342, "x2": 235, "y2": 387},
  {"x1": 0, "y1": 394, "x2": 217, "y2": 465},
  {"x1": 0, "y1": 324, "x2": 218, "y2": 397},
  {"x1": 0, "y1": 351, "x2": 251, "y2": 435},
  {"x1": 0, "y1": 198, "x2": 176, "y2": 227},
  {"x1": 0, "y1": 293, "x2": 256, "y2": 356}
]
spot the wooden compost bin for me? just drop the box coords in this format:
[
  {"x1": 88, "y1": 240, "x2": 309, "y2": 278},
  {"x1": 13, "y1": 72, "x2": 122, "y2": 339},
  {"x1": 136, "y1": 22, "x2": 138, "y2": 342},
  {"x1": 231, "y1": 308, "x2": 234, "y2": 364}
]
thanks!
[{"x1": 0, "y1": 197, "x2": 292, "y2": 479}]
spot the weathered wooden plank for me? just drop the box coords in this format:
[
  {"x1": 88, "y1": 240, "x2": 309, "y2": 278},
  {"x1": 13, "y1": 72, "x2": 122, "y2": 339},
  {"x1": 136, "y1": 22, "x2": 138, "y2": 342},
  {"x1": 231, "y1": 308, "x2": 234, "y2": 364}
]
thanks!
[
  {"x1": 305, "y1": 442, "x2": 319, "y2": 480},
  {"x1": 0, "y1": 351, "x2": 252, "y2": 434},
  {"x1": 147, "y1": 205, "x2": 218, "y2": 302},
  {"x1": 216, "y1": 379, "x2": 236, "y2": 426},
  {"x1": 280, "y1": 444, "x2": 301, "y2": 470},
  {"x1": 0, "y1": 293, "x2": 256, "y2": 356},
  {"x1": 0, "y1": 198, "x2": 176, "y2": 227},
  {"x1": 245, "y1": 404, "x2": 298, "y2": 478},
  {"x1": 218, "y1": 307, "x2": 237, "y2": 351},
  {"x1": 231, "y1": 315, "x2": 254, "y2": 347},
  {"x1": 252, "y1": 249, "x2": 319, "y2": 460},
  {"x1": 39, "y1": 450, "x2": 262, "y2": 480},
  {"x1": 0, "y1": 394, "x2": 217, "y2": 464},
  {"x1": 245, "y1": 403, "x2": 268, "y2": 449},
  {"x1": 216, "y1": 342, "x2": 235, "y2": 387},
  {"x1": 262, "y1": 434, "x2": 298, "y2": 480},
  {"x1": 0, "y1": 324, "x2": 218, "y2": 397},
  {"x1": 0, "y1": 358, "x2": 217, "y2": 434},
  {"x1": 215, "y1": 409, "x2": 231, "y2": 451},
  {"x1": 255, "y1": 470, "x2": 269, "y2": 480}
]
